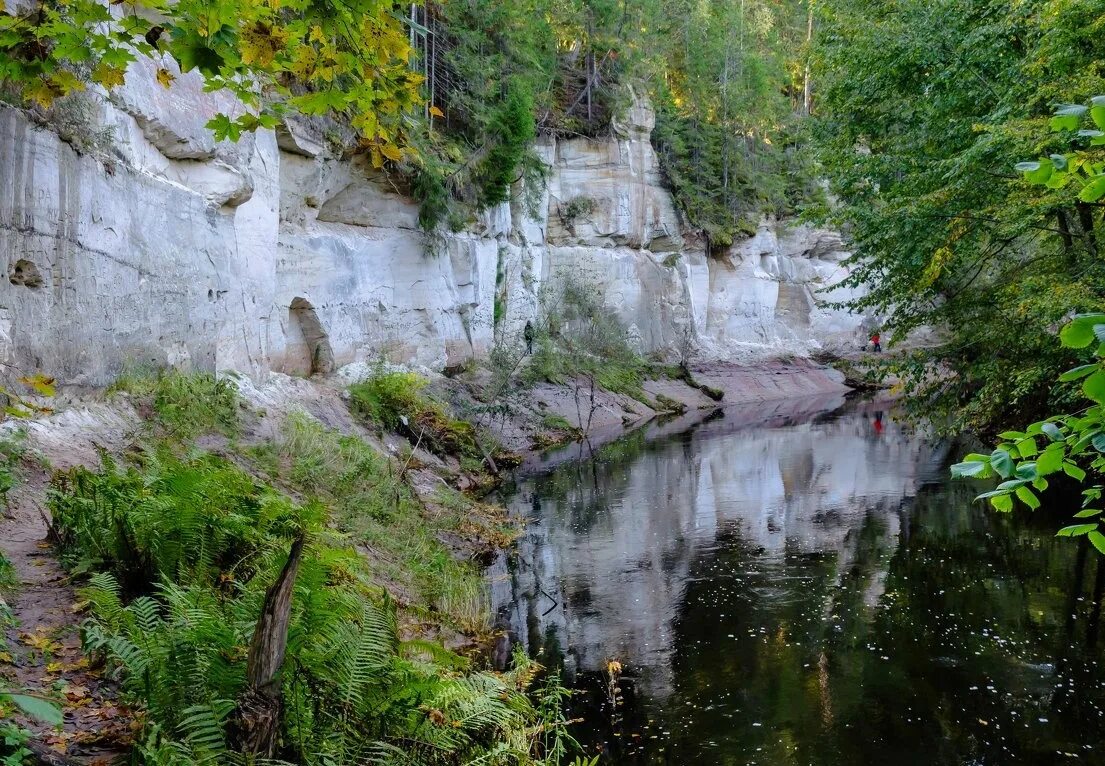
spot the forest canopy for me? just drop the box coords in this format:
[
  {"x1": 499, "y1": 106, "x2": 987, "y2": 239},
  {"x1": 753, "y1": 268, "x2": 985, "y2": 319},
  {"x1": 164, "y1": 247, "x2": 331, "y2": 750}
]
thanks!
[
  {"x1": 4, "y1": 0, "x2": 1101, "y2": 430},
  {"x1": 0, "y1": 0, "x2": 819, "y2": 238},
  {"x1": 812, "y1": 0, "x2": 1105, "y2": 432}
]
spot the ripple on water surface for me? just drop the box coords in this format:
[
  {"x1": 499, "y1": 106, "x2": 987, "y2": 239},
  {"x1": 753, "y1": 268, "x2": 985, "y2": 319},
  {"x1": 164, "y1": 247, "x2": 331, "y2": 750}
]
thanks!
[{"x1": 493, "y1": 397, "x2": 1105, "y2": 765}]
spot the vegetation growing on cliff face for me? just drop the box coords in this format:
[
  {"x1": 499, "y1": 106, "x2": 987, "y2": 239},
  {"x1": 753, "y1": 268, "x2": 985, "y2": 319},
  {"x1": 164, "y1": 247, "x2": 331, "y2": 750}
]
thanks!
[
  {"x1": 1, "y1": 371, "x2": 577, "y2": 765},
  {"x1": 0, "y1": 0, "x2": 822, "y2": 237},
  {"x1": 525, "y1": 279, "x2": 648, "y2": 400},
  {"x1": 812, "y1": 0, "x2": 1105, "y2": 433},
  {"x1": 417, "y1": 0, "x2": 822, "y2": 235},
  {"x1": 0, "y1": 0, "x2": 424, "y2": 164}
]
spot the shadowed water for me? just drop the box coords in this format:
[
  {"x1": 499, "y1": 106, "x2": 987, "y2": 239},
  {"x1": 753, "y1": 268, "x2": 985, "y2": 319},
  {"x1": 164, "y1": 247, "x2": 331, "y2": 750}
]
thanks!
[{"x1": 493, "y1": 396, "x2": 1105, "y2": 765}]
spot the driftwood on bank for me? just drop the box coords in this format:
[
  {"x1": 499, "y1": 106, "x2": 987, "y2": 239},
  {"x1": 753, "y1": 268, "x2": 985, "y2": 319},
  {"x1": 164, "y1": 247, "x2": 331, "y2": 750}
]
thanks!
[{"x1": 227, "y1": 534, "x2": 306, "y2": 757}]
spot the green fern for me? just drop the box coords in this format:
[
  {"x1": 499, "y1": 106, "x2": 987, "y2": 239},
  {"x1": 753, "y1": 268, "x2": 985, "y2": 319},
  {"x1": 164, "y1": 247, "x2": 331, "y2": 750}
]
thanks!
[{"x1": 52, "y1": 425, "x2": 581, "y2": 766}]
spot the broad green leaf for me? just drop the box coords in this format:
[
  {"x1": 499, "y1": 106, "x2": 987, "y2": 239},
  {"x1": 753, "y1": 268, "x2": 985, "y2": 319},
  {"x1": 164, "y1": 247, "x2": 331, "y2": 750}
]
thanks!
[
  {"x1": 1059, "y1": 365, "x2": 1098, "y2": 382},
  {"x1": 4, "y1": 692, "x2": 64, "y2": 725},
  {"x1": 1079, "y1": 174, "x2": 1105, "y2": 203},
  {"x1": 1014, "y1": 462, "x2": 1038, "y2": 480},
  {"x1": 1014, "y1": 161, "x2": 1041, "y2": 172},
  {"x1": 1090, "y1": 531, "x2": 1105, "y2": 555},
  {"x1": 1062, "y1": 320, "x2": 1098, "y2": 348},
  {"x1": 1074, "y1": 509, "x2": 1102, "y2": 518},
  {"x1": 1036, "y1": 446, "x2": 1065, "y2": 475},
  {"x1": 1016, "y1": 485, "x2": 1040, "y2": 510},
  {"x1": 1016, "y1": 437, "x2": 1038, "y2": 457},
  {"x1": 1041, "y1": 422, "x2": 1064, "y2": 441},
  {"x1": 1064, "y1": 462, "x2": 1087, "y2": 481},
  {"x1": 990, "y1": 449, "x2": 1014, "y2": 478},
  {"x1": 1058, "y1": 523, "x2": 1098, "y2": 537},
  {"x1": 1052, "y1": 114, "x2": 1081, "y2": 131},
  {"x1": 950, "y1": 460, "x2": 987, "y2": 478},
  {"x1": 1085, "y1": 370, "x2": 1105, "y2": 402},
  {"x1": 991, "y1": 493, "x2": 1014, "y2": 512},
  {"x1": 1050, "y1": 153, "x2": 1069, "y2": 170},
  {"x1": 1092, "y1": 105, "x2": 1105, "y2": 130},
  {"x1": 1025, "y1": 162, "x2": 1054, "y2": 185},
  {"x1": 1055, "y1": 103, "x2": 1089, "y2": 117}
]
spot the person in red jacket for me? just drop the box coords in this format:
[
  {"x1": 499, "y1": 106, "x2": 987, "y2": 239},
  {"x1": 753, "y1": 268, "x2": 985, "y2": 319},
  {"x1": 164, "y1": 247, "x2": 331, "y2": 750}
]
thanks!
[{"x1": 870, "y1": 331, "x2": 882, "y2": 353}]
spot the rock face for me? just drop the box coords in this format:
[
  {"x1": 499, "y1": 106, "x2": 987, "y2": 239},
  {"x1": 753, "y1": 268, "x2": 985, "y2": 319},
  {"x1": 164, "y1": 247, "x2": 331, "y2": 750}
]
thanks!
[{"x1": 0, "y1": 73, "x2": 867, "y2": 386}]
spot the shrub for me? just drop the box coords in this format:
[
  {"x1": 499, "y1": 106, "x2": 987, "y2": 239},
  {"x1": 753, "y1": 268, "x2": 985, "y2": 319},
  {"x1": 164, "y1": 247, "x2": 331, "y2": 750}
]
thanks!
[
  {"x1": 109, "y1": 369, "x2": 239, "y2": 438},
  {"x1": 525, "y1": 278, "x2": 649, "y2": 401},
  {"x1": 50, "y1": 447, "x2": 574, "y2": 766},
  {"x1": 349, "y1": 370, "x2": 484, "y2": 461}
]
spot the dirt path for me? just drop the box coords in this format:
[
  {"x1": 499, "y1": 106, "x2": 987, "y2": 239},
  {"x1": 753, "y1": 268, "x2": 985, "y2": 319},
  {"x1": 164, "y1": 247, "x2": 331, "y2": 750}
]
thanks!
[
  {"x1": 1, "y1": 402, "x2": 143, "y2": 763},
  {"x1": 2, "y1": 473, "x2": 134, "y2": 763}
]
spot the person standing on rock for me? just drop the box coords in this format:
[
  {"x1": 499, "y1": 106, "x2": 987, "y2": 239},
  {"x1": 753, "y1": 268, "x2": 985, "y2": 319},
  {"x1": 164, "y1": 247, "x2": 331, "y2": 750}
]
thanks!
[
  {"x1": 524, "y1": 321, "x2": 535, "y2": 355},
  {"x1": 870, "y1": 331, "x2": 882, "y2": 353}
]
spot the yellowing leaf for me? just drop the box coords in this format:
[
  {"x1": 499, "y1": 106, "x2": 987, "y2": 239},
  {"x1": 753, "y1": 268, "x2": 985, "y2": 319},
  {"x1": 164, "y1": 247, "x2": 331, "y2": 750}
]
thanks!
[
  {"x1": 25, "y1": 81, "x2": 60, "y2": 109},
  {"x1": 19, "y1": 374, "x2": 56, "y2": 397},
  {"x1": 50, "y1": 70, "x2": 84, "y2": 96},
  {"x1": 92, "y1": 63, "x2": 126, "y2": 89},
  {"x1": 379, "y1": 143, "x2": 402, "y2": 162},
  {"x1": 155, "y1": 68, "x2": 175, "y2": 88},
  {"x1": 429, "y1": 105, "x2": 444, "y2": 118}
]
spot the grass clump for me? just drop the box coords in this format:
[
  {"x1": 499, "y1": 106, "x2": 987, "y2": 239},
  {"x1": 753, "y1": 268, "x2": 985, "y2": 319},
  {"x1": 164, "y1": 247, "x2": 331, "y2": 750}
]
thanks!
[
  {"x1": 0, "y1": 430, "x2": 25, "y2": 513},
  {"x1": 49, "y1": 443, "x2": 577, "y2": 766},
  {"x1": 350, "y1": 368, "x2": 503, "y2": 467},
  {"x1": 256, "y1": 412, "x2": 496, "y2": 631},
  {"x1": 109, "y1": 368, "x2": 239, "y2": 438}
]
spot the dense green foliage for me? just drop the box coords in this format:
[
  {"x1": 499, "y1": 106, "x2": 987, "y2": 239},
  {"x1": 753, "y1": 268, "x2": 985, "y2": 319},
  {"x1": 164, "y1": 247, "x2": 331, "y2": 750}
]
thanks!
[
  {"x1": 0, "y1": 0, "x2": 423, "y2": 160},
  {"x1": 42, "y1": 375, "x2": 577, "y2": 765},
  {"x1": 812, "y1": 0, "x2": 1105, "y2": 433},
  {"x1": 649, "y1": 0, "x2": 822, "y2": 248},
  {"x1": 421, "y1": 0, "x2": 821, "y2": 242},
  {"x1": 952, "y1": 313, "x2": 1105, "y2": 551},
  {"x1": 349, "y1": 369, "x2": 493, "y2": 464}
]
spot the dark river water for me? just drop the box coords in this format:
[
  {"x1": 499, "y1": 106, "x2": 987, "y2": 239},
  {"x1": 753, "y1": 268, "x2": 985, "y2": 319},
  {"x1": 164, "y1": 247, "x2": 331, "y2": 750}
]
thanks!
[{"x1": 492, "y1": 394, "x2": 1105, "y2": 765}]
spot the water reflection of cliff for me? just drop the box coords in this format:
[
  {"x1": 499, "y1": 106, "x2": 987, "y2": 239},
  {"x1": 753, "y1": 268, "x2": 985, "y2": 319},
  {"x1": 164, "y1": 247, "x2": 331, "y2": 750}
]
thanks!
[{"x1": 492, "y1": 397, "x2": 949, "y2": 701}]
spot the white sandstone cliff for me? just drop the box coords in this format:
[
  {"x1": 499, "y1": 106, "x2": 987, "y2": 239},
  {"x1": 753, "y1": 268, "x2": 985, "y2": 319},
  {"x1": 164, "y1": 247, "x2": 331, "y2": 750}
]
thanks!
[{"x1": 0, "y1": 66, "x2": 867, "y2": 386}]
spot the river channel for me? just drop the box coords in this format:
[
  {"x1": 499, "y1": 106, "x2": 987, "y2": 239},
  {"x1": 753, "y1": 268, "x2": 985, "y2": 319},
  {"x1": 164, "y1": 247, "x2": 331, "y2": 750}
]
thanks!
[{"x1": 492, "y1": 394, "x2": 1105, "y2": 765}]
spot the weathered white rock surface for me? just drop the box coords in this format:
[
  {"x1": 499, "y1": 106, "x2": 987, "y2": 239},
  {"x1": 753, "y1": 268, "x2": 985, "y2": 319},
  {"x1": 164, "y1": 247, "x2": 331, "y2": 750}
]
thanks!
[
  {"x1": 0, "y1": 67, "x2": 867, "y2": 386},
  {"x1": 493, "y1": 398, "x2": 950, "y2": 698}
]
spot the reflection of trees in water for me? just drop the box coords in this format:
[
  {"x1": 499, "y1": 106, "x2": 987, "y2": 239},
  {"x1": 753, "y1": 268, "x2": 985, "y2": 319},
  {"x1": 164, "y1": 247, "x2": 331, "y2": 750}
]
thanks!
[{"x1": 609, "y1": 479, "x2": 1105, "y2": 766}]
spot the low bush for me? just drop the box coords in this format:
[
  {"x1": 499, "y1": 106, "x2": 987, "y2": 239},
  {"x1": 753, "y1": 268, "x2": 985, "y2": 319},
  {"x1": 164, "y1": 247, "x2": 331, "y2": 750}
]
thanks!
[
  {"x1": 50, "y1": 447, "x2": 576, "y2": 766},
  {"x1": 109, "y1": 369, "x2": 239, "y2": 438},
  {"x1": 349, "y1": 369, "x2": 490, "y2": 463},
  {"x1": 525, "y1": 279, "x2": 648, "y2": 401}
]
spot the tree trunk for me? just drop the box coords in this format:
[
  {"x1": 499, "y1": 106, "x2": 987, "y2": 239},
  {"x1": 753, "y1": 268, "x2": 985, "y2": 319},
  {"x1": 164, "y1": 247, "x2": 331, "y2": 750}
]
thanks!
[
  {"x1": 228, "y1": 535, "x2": 306, "y2": 758},
  {"x1": 1057, "y1": 209, "x2": 1075, "y2": 259},
  {"x1": 803, "y1": 1, "x2": 814, "y2": 115},
  {"x1": 1077, "y1": 201, "x2": 1097, "y2": 255}
]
